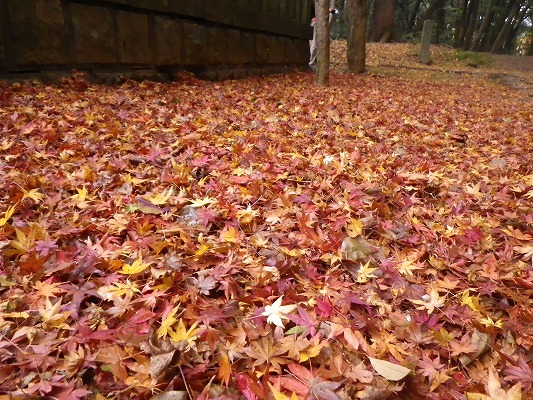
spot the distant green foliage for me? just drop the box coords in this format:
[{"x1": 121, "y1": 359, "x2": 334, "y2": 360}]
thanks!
[{"x1": 455, "y1": 51, "x2": 493, "y2": 67}]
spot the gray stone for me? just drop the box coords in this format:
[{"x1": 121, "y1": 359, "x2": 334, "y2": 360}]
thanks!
[
  {"x1": 117, "y1": 10, "x2": 150, "y2": 65},
  {"x1": 7, "y1": 0, "x2": 68, "y2": 66},
  {"x1": 417, "y1": 19, "x2": 434, "y2": 64},
  {"x1": 183, "y1": 22, "x2": 208, "y2": 66},
  {"x1": 489, "y1": 157, "x2": 507, "y2": 169},
  {"x1": 71, "y1": 4, "x2": 116, "y2": 65},
  {"x1": 154, "y1": 17, "x2": 182, "y2": 66}
]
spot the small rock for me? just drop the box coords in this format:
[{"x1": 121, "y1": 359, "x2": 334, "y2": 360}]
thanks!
[{"x1": 489, "y1": 157, "x2": 507, "y2": 169}]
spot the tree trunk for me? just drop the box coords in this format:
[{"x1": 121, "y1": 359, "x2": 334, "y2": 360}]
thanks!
[
  {"x1": 454, "y1": 0, "x2": 468, "y2": 48},
  {"x1": 503, "y1": 7, "x2": 528, "y2": 54},
  {"x1": 412, "y1": 0, "x2": 446, "y2": 33},
  {"x1": 371, "y1": 0, "x2": 397, "y2": 42},
  {"x1": 315, "y1": 0, "x2": 330, "y2": 85},
  {"x1": 346, "y1": 0, "x2": 368, "y2": 73},
  {"x1": 407, "y1": 0, "x2": 423, "y2": 32},
  {"x1": 468, "y1": 0, "x2": 495, "y2": 51},
  {"x1": 462, "y1": 0, "x2": 479, "y2": 50},
  {"x1": 490, "y1": 0, "x2": 520, "y2": 53}
]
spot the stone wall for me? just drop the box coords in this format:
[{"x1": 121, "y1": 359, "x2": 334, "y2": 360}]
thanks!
[{"x1": 0, "y1": 0, "x2": 313, "y2": 81}]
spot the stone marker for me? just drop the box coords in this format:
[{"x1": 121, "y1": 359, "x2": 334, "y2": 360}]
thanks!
[{"x1": 417, "y1": 19, "x2": 434, "y2": 64}]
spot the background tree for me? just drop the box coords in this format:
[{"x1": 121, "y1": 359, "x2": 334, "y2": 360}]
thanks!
[
  {"x1": 370, "y1": 0, "x2": 398, "y2": 41},
  {"x1": 329, "y1": 0, "x2": 533, "y2": 54},
  {"x1": 346, "y1": 0, "x2": 368, "y2": 72},
  {"x1": 315, "y1": 0, "x2": 331, "y2": 85}
]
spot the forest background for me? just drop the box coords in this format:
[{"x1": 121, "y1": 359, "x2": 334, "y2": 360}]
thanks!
[{"x1": 327, "y1": 0, "x2": 533, "y2": 55}]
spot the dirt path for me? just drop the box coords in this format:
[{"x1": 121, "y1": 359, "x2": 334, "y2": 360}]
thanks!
[{"x1": 331, "y1": 42, "x2": 533, "y2": 98}]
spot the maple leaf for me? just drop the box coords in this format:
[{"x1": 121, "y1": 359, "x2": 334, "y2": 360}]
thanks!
[
  {"x1": 261, "y1": 296, "x2": 297, "y2": 328},
  {"x1": 346, "y1": 218, "x2": 364, "y2": 238},
  {"x1": 247, "y1": 336, "x2": 290, "y2": 375},
  {"x1": 237, "y1": 204, "x2": 260, "y2": 224},
  {"x1": 21, "y1": 188, "x2": 45, "y2": 203},
  {"x1": 460, "y1": 289, "x2": 485, "y2": 313},
  {"x1": 119, "y1": 257, "x2": 151, "y2": 274},
  {"x1": 33, "y1": 279, "x2": 63, "y2": 299},
  {"x1": 188, "y1": 196, "x2": 218, "y2": 207},
  {"x1": 280, "y1": 363, "x2": 343, "y2": 400},
  {"x1": 0, "y1": 204, "x2": 16, "y2": 227},
  {"x1": 34, "y1": 235, "x2": 58, "y2": 257},
  {"x1": 168, "y1": 319, "x2": 200, "y2": 348},
  {"x1": 217, "y1": 352, "x2": 232, "y2": 386},
  {"x1": 356, "y1": 260, "x2": 379, "y2": 283},
  {"x1": 146, "y1": 187, "x2": 174, "y2": 205},
  {"x1": 158, "y1": 305, "x2": 180, "y2": 339},
  {"x1": 38, "y1": 297, "x2": 71, "y2": 330},
  {"x1": 396, "y1": 259, "x2": 423, "y2": 276},
  {"x1": 411, "y1": 286, "x2": 446, "y2": 314},
  {"x1": 268, "y1": 382, "x2": 298, "y2": 400},
  {"x1": 418, "y1": 354, "x2": 451, "y2": 390},
  {"x1": 70, "y1": 187, "x2": 93, "y2": 208},
  {"x1": 466, "y1": 365, "x2": 522, "y2": 400},
  {"x1": 97, "y1": 280, "x2": 141, "y2": 301},
  {"x1": 513, "y1": 245, "x2": 533, "y2": 261},
  {"x1": 504, "y1": 357, "x2": 533, "y2": 392},
  {"x1": 189, "y1": 273, "x2": 217, "y2": 295},
  {"x1": 107, "y1": 295, "x2": 133, "y2": 318}
]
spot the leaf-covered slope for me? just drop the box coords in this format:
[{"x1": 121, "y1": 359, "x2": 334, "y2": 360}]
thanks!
[{"x1": 0, "y1": 67, "x2": 532, "y2": 400}]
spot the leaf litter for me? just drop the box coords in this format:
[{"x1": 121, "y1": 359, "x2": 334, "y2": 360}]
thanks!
[{"x1": 0, "y1": 45, "x2": 532, "y2": 399}]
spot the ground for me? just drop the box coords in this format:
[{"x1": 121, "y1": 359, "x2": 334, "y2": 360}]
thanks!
[
  {"x1": 332, "y1": 41, "x2": 533, "y2": 96},
  {"x1": 0, "y1": 43, "x2": 532, "y2": 400}
]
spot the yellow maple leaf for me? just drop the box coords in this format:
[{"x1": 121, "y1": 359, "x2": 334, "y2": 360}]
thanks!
[
  {"x1": 121, "y1": 173, "x2": 148, "y2": 185},
  {"x1": 119, "y1": 257, "x2": 151, "y2": 275},
  {"x1": 479, "y1": 315, "x2": 503, "y2": 329},
  {"x1": 168, "y1": 319, "x2": 200, "y2": 348},
  {"x1": 356, "y1": 260, "x2": 379, "y2": 283},
  {"x1": 7, "y1": 227, "x2": 36, "y2": 255},
  {"x1": 220, "y1": 226, "x2": 239, "y2": 243},
  {"x1": 188, "y1": 196, "x2": 218, "y2": 207},
  {"x1": 0, "y1": 204, "x2": 16, "y2": 228},
  {"x1": 21, "y1": 188, "x2": 44, "y2": 203},
  {"x1": 97, "y1": 280, "x2": 140, "y2": 301},
  {"x1": 281, "y1": 247, "x2": 307, "y2": 257},
  {"x1": 346, "y1": 218, "x2": 364, "y2": 238},
  {"x1": 33, "y1": 280, "x2": 63, "y2": 299},
  {"x1": 39, "y1": 298, "x2": 71, "y2": 330},
  {"x1": 268, "y1": 383, "x2": 298, "y2": 400},
  {"x1": 237, "y1": 204, "x2": 259, "y2": 224},
  {"x1": 158, "y1": 305, "x2": 180, "y2": 339},
  {"x1": 397, "y1": 259, "x2": 423, "y2": 276},
  {"x1": 147, "y1": 187, "x2": 174, "y2": 205},
  {"x1": 217, "y1": 352, "x2": 232, "y2": 386},
  {"x1": 411, "y1": 287, "x2": 446, "y2": 314},
  {"x1": 299, "y1": 341, "x2": 326, "y2": 362},
  {"x1": 460, "y1": 289, "x2": 484, "y2": 313},
  {"x1": 71, "y1": 187, "x2": 93, "y2": 209},
  {"x1": 194, "y1": 243, "x2": 211, "y2": 258}
]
